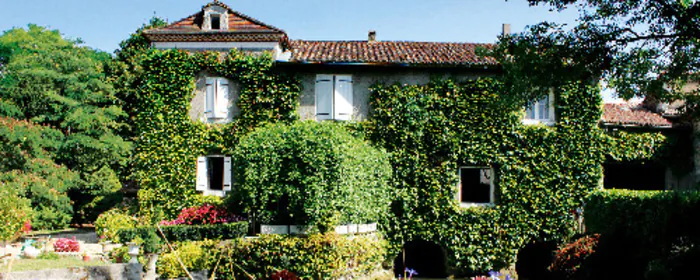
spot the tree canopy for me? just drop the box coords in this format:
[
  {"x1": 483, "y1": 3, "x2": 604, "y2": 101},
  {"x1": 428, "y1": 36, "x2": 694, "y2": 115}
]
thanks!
[
  {"x1": 0, "y1": 25, "x2": 131, "y2": 227},
  {"x1": 491, "y1": 0, "x2": 699, "y2": 106}
]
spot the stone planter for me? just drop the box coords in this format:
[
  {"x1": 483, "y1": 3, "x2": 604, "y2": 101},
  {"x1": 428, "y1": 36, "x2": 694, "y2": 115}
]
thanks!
[{"x1": 126, "y1": 242, "x2": 140, "y2": 264}]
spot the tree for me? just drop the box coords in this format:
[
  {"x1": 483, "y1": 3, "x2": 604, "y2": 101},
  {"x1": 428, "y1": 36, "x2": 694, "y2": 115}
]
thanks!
[
  {"x1": 0, "y1": 25, "x2": 132, "y2": 226},
  {"x1": 490, "y1": 0, "x2": 699, "y2": 104}
]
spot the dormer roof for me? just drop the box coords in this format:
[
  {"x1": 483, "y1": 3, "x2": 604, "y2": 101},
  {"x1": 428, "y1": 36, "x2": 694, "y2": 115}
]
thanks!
[{"x1": 143, "y1": 1, "x2": 288, "y2": 45}]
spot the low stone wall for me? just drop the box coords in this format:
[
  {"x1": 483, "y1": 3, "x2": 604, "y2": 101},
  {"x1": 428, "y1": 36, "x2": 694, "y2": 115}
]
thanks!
[{"x1": 0, "y1": 263, "x2": 142, "y2": 280}]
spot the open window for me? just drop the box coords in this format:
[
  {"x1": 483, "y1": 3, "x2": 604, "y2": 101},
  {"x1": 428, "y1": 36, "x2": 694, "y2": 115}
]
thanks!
[
  {"x1": 458, "y1": 167, "x2": 495, "y2": 206},
  {"x1": 211, "y1": 14, "x2": 221, "y2": 30},
  {"x1": 196, "y1": 156, "x2": 232, "y2": 197}
]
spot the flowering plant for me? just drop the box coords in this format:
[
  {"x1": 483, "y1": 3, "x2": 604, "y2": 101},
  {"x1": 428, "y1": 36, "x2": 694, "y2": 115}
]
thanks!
[
  {"x1": 549, "y1": 234, "x2": 600, "y2": 279},
  {"x1": 398, "y1": 267, "x2": 418, "y2": 279},
  {"x1": 160, "y1": 204, "x2": 244, "y2": 226},
  {"x1": 54, "y1": 236, "x2": 80, "y2": 252},
  {"x1": 269, "y1": 269, "x2": 300, "y2": 280}
]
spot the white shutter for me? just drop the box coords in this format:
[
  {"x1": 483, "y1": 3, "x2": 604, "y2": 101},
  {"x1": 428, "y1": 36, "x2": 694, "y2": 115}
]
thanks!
[
  {"x1": 315, "y1": 75, "x2": 334, "y2": 120},
  {"x1": 334, "y1": 75, "x2": 353, "y2": 121},
  {"x1": 215, "y1": 79, "x2": 229, "y2": 118},
  {"x1": 196, "y1": 157, "x2": 208, "y2": 191},
  {"x1": 223, "y1": 156, "x2": 232, "y2": 192},
  {"x1": 205, "y1": 78, "x2": 215, "y2": 118}
]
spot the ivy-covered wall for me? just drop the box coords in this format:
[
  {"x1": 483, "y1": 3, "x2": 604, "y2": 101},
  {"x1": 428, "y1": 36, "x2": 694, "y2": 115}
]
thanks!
[
  {"x1": 133, "y1": 49, "x2": 674, "y2": 275},
  {"x1": 133, "y1": 49, "x2": 301, "y2": 219}
]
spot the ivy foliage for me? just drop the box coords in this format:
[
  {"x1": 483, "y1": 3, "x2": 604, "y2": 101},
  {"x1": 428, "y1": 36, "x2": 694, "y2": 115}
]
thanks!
[
  {"x1": 363, "y1": 78, "x2": 671, "y2": 275},
  {"x1": 229, "y1": 121, "x2": 392, "y2": 229},
  {"x1": 133, "y1": 49, "x2": 301, "y2": 219}
]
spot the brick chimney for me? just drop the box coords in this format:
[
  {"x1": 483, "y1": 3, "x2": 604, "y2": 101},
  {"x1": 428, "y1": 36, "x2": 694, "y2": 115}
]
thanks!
[
  {"x1": 502, "y1": 23, "x2": 511, "y2": 35},
  {"x1": 368, "y1": 30, "x2": 377, "y2": 42}
]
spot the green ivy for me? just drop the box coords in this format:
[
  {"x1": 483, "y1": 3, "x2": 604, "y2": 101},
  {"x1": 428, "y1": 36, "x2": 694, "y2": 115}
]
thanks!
[
  {"x1": 362, "y1": 78, "x2": 673, "y2": 275},
  {"x1": 133, "y1": 49, "x2": 301, "y2": 219}
]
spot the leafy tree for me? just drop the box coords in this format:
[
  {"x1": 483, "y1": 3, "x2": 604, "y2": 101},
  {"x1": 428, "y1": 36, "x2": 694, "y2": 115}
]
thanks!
[
  {"x1": 0, "y1": 25, "x2": 132, "y2": 226},
  {"x1": 490, "y1": 0, "x2": 699, "y2": 105}
]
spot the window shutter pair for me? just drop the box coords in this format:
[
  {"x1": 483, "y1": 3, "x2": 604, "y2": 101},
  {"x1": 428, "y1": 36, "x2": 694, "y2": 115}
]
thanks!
[
  {"x1": 196, "y1": 156, "x2": 232, "y2": 192},
  {"x1": 315, "y1": 75, "x2": 353, "y2": 121},
  {"x1": 205, "y1": 78, "x2": 230, "y2": 119}
]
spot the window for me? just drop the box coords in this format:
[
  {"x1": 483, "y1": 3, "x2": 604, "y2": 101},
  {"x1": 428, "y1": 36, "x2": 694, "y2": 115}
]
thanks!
[
  {"x1": 211, "y1": 14, "x2": 221, "y2": 30},
  {"x1": 205, "y1": 77, "x2": 229, "y2": 120},
  {"x1": 196, "y1": 156, "x2": 232, "y2": 197},
  {"x1": 524, "y1": 92, "x2": 554, "y2": 125},
  {"x1": 315, "y1": 74, "x2": 353, "y2": 121},
  {"x1": 458, "y1": 167, "x2": 495, "y2": 206}
]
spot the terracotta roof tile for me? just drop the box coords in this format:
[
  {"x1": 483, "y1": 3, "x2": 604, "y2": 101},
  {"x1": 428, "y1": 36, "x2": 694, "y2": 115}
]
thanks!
[
  {"x1": 144, "y1": 2, "x2": 285, "y2": 43},
  {"x1": 289, "y1": 40, "x2": 497, "y2": 66},
  {"x1": 601, "y1": 103, "x2": 673, "y2": 128}
]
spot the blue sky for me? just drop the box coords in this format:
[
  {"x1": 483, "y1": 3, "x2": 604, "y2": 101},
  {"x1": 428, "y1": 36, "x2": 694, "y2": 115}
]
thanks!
[
  {"x1": 0, "y1": 0, "x2": 579, "y2": 53},
  {"x1": 0, "y1": 0, "x2": 622, "y2": 100}
]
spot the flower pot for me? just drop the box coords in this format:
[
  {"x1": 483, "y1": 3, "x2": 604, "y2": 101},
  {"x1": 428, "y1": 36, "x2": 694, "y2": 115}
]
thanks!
[{"x1": 82, "y1": 255, "x2": 90, "y2": 262}]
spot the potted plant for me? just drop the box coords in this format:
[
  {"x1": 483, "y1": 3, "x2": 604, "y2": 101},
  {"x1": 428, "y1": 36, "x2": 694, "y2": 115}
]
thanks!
[
  {"x1": 126, "y1": 236, "x2": 142, "y2": 264},
  {"x1": 141, "y1": 230, "x2": 162, "y2": 280}
]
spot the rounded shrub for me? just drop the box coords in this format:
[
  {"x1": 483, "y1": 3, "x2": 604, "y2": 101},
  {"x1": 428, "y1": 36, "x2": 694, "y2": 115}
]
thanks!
[
  {"x1": 229, "y1": 121, "x2": 392, "y2": 230},
  {"x1": 0, "y1": 186, "x2": 32, "y2": 242},
  {"x1": 95, "y1": 208, "x2": 136, "y2": 243}
]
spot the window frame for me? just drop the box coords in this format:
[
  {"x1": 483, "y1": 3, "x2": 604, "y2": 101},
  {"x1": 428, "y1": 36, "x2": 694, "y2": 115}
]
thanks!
[
  {"x1": 457, "y1": 166, "x2": 496, "y2": 208},
  {"x1": 196, "y1": 155, "x2": 232, "y2": 197},
  {"x1": 523, "y1": 90, "x2": 555, "y2": 126}
]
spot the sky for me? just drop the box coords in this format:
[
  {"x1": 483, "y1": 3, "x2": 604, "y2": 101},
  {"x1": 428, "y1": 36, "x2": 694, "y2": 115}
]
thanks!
[{"x1": 0, "y1": 0, "x2": 621, "y2": 100}]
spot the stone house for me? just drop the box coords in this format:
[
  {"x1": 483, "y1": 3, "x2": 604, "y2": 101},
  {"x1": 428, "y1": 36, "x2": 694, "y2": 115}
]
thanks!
[{"x1": 142, "y1": 0, "x2": 693, "y2": 199}]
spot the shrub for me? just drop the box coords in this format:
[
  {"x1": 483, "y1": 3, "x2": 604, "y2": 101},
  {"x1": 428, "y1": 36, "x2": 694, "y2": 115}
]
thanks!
[
  {"x1": 0, "y1": 186, "x2": 32, "y2": 242},
  {"x1": 54, "y1": 237, "x2": 80, "y2": 252},
  {"x1": 230, "y1": 121, "x2": 392, "y2": 230},
  {"x1": 549, "y1": 234, "x2": 599, "y2": 280},
  {"x1": 38, "y1": 251, "x2": 60, "y2": 260},
  {"x1": 216, "y1": 233, "x2": 387, "y2": 279},
  {"x1": 585, "y1": 189, "x2": 700, "y2": 278},
  {"x1": 157, "y1": 240, "x2": 218, "y2": 279},
  {"x1": 95, "y1": 208, "x2": 136, "y2": 242},
  {"x1": 161, "y1": 204, "x2": 243, "y2": 226},
  {"x1": 117, "y1": 221, "x2": 248, "y2": 245}
]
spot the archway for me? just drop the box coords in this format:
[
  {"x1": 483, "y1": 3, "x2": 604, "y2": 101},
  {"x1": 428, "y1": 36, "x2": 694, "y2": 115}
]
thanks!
[{"x1": 393, "y1": 240, "x2": 448, "y2": 278}]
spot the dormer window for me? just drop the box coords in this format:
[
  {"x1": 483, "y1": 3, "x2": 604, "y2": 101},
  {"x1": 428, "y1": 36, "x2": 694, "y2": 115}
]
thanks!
[{"x1": 211, "y1": 14, "x2": 221, "y2": 30}]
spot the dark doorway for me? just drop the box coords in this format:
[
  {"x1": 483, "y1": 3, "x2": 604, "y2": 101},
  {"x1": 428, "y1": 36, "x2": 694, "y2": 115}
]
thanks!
[
  {"x1": 393, "y1": 240, "x2": 448, "y2": 278},
  {"x1": 604, "y1": 162, "x2": 665, "y2": 190}
]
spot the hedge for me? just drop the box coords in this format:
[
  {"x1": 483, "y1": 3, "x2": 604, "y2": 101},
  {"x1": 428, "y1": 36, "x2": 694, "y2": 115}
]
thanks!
[
  {"x1": 215, "y1": 233, "x2": 386, "y2": 279},
  {"x1": 117, "y1": 221, "x2": 248, "y2": 244},
  {"x1": 585, "y1": 189, "x2": 700, "y2": 255},
  {"x1": 228, "y1": 121, "x2": 392, "y2": 230}
]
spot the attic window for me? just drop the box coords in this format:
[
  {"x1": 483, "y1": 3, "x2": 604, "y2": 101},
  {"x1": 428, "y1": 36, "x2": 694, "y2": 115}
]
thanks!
[{"x1": 211, "y1": 14, "x2": 221, "y2": 30}]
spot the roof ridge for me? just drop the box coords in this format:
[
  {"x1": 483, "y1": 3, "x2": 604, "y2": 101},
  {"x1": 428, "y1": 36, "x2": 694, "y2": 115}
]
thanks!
[
  {"x1": 292, "y1": 39, "x2": 494, "y2": 45},
  {"x1": 205, "y1": 1, "x2": 285, "y2": 33}
]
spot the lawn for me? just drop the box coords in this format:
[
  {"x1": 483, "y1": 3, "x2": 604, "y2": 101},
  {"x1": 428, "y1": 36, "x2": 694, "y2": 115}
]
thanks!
[{"x1": 1, "y1": 257, "x2": 108, "y2": 272}]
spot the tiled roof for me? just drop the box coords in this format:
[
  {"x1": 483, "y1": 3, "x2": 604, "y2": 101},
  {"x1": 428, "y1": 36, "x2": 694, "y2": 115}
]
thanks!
[
  {"x1": 288, "y1": 40, "x2": 497, "y2": 66},
  {"x1": 601, "y1": 103, "x2": 673, "y2": 128},
  {"x1": 143, "y1": 2, "x2": 286, "y2": 43}
]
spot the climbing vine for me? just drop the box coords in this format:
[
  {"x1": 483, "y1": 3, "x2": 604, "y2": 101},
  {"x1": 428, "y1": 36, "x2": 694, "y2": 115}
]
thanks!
[
  {"x1": 133, "y1": 48, "x2": 678, "y2": 276},
  {"x1": 363, "y1": 78, "x2": 672, "y2": 275},
  {"x1": 133, "y1": 49, "x2": 301, "y2": 219}
]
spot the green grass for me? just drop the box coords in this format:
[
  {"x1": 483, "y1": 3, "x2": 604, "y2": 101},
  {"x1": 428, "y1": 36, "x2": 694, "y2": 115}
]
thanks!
[{"x1": 1, "y1": 257, "x2": 108, "y2": 272}]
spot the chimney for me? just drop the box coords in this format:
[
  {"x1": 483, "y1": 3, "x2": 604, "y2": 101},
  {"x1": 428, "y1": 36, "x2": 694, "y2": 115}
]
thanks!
[
  {"x1": 502, "y1": 23, "x2": 511, "y2": 35},
  {"x1": 368, "y1": 30, "x2": 377, "y2": 42}
]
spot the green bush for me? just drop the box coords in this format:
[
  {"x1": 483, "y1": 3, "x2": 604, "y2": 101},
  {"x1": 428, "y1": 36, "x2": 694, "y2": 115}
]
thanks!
[
  {"x1": 216, "y1": 233, "x2": 387, "y2": 279},
  {"x1": 157, "y1": 240, "x2": 218, "y2": 279},
  {"x1": 229, "y1": 121, "x2": 392, "y2": 230},
  {"x1": 95, "y1": 208, "x2": 136, "y2": 242},
  {"x1": 117, "y1": 222, "x2": 248, "y2": 244},
  {"x1": 585, "y1": 190, "x2": 700, "y2": 279},
  {"x1": 0, "y1": 185, "x2": 32, "y2": 242}
]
